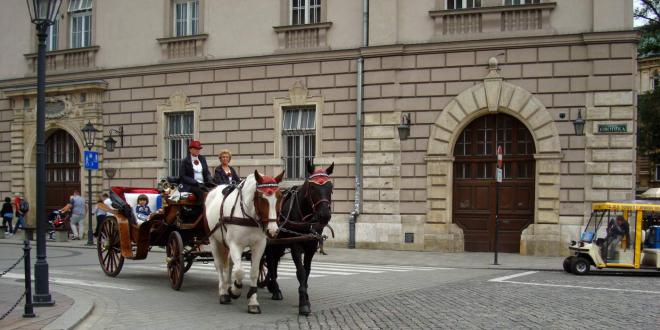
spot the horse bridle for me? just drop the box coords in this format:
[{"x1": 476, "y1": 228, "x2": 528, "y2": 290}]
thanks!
[{"x1": 254, "y1": 181, "x2": 282, "y2": 227}]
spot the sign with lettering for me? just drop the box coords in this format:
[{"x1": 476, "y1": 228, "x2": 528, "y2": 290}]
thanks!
[
  {"x1": 597, "y1": 124, "x2": 627, "y2": 133},
  {"x1": 84, "y1": 151, "x2": 98, "y2": 170}
]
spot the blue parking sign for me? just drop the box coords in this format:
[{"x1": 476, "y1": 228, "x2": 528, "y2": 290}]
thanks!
[{"x1": 84, "y1": 151, "x2": 99, "y2": 170}]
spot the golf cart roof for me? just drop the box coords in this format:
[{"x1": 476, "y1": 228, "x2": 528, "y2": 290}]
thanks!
[{"x1": 592, "y1": 200, "x2": 660, "y2": 212}]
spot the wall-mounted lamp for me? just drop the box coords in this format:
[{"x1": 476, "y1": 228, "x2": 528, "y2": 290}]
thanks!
[
  {"x1": 104, "y1": 126, "x2": 124, "y2": 152},
  {"x1": 398, "y1": 113, "x2": 411, "y2": 141},
  {"x1": 573, "y1": 109, "x2": 585, "y2": 136}
]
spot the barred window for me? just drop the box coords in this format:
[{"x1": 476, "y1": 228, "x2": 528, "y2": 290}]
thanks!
[
  {"x1": 174, "y1": 0, "x2": 200, "y2": 36},
  {"x1": 656, "y1": 164, "x2": 660, "y2": 181},
  {"x1": 68, "y1": 0, "x2": 92, "y2": 48},
  {"x1": 291, "y1": 0, "x2": 321, "y2": 25},
  {"x1": 46, "y1": 130, "x2": 80, "y2": 183},
  {"x1": 283, "y1": 106, "x2": 316, "y2": 180},
  {"x1": 165, "y1": 112, "x2": 194, "y2": 177},
  {"x1": 447, "y1": 0, "x2": 481, "y2": 9}
]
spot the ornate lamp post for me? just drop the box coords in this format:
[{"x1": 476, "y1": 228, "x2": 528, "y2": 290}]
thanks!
[
  {"x1": 26, "y1": 0, "x2": 62, "y2": 307},
  {"x1": 82, "y1": 121, "x2": 99, "y2": 246}
]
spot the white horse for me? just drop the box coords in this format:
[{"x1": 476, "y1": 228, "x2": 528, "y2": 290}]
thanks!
[{"x1": 205, "y1": 170, "x2": 284, "y2": 314}]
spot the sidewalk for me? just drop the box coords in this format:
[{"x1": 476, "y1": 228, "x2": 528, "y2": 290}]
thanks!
[
  {"x1": 0, "y1": 234, "x2": 564, "y2": 271},
  {"x1": 0, "y1": 284, "x2": 73, "y2": 330}
]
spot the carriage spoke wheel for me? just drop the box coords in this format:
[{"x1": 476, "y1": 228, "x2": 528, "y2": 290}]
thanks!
[
  {"x1": 166, "y1": 231, "x2": 185, "y2": 290},
  {"x1": 97, "y1": 218, "x2": 124, "y2": 277},
  {"x1": 257, "y1": 256, "x2": 268, "y2": 288}
]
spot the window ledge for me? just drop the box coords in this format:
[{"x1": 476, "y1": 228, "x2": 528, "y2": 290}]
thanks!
[
  {"x1": 273, "y1": 22, "x2": 333, "y2": 50},
  {"x1": 429, "y1": 2, "x2": 557, "y2": 16},
  {"x1": 429, "y1": 2, "x2": 556, "y2": 39},
  {"x1": 24, "y1": 46, "x2": 100, "y2": 73},
  {"x1": 157, "y1": 34, "x2": 209, "y2": 60}
]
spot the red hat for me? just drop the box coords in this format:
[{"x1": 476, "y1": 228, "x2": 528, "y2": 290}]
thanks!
[{"x1": 188, "y1": 140, "x2": 203, "y2": 149}]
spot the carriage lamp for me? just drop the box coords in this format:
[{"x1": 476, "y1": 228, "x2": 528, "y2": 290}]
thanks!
[
  {"x1": 398, "y1": 113, "x2": 411, "y2": 141},
  {"x1": 573, "y1": 109, "x2": 585, "y2": 136},
  {"x1": 27, "y1": 0, "x2": 63, "y2": 308},
  {"x1": 82, "y1": 121, "x2": 99, "y2": 150},
  {"x1": 104, "y1": 126, "x2": 124, "y2": 152}
]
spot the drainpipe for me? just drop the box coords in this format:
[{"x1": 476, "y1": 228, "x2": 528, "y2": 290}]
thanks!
[{"x1": 349, "y1": 0, "x2": 369, "y2": 249}]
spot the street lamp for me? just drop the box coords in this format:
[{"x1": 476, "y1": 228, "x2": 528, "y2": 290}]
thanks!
[
  {"x1": 573, "y1": 109, "x2": 585, "y2": 136},
  {"x1": 82, "y1": 121, "x2": 99, "y2": 246},
  {"x1": 104, "y1": 126, "x2": 124, "y2": 152},
  {"x1": 26, "y1": 0, "x2": 62, "y2": 307},
  {"x1": 398, "y1": 113, "x2": 411, "y2": 141}
]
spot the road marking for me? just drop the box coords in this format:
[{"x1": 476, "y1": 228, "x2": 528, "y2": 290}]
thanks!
[
  {"x1": 1, "y1": 273, "x2": 139, "y2": 291},
  {"x1": 488, "y1": 271, "x2": 660, "y2": 294},
  {"x1": 488, "y1": 271, "x2": 538, "y2": 282}
]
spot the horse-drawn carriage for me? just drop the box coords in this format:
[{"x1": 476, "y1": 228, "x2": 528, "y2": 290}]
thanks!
[
  {"x1": 96, "y1": 180, "x2": 214, "y2": 290},
  {"x1": 96, "y1": 160, "x2": 334, "y2": 315}
]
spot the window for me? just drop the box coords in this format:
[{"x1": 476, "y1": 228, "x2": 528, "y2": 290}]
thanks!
[
  {"x1": 174, "y1": 0, "x2": 199, "y2": 36},
  {"x1": 291, "y1": 0, "x2": 321, "y2": 25},
  {"x1": 652, "y1": 71, "x2": 660, "y2": 91},
  {"x1": 282, "y1": 106, "x2": 316, "y2": 179},
  {"x1": 165, "y1": 112, "x2": 194, "y2": 177},
  {"x1": 68, "y1": 0, "x2": 92, "y2": 48},
  {"x1": 656, "y1": 164, "x2": 660, "y2": 181},
  {"x1": 46, "y1": 17, "x2": 58, "y2": 51},
  {"x1": 447, "y1": 0, "x2": 481, "y2": 9},
  {"x1": 504, "y1": 0, "x2": 540, "y2": 5}
]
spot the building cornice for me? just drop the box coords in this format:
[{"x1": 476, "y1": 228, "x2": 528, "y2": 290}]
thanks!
[
  {"x1": 0, "y1": 30, "x2": 640, "y2": 89},
  {"x1": 2, "y1": 80, "x2": 108, "y2": 97}
]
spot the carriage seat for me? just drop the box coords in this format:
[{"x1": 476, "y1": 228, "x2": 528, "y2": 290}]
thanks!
[{"x1": 110, "y1": 187, "x2": 162, "y2": 226}]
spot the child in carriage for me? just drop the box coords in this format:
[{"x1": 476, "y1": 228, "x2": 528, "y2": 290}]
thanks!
[{"x1": 135, "y1": 194, "x2": 152, "y2": 223}]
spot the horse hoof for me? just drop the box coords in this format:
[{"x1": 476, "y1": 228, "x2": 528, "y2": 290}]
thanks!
[
  {"x1": 299, "y1": 304, "x2": 311, "y2": 316},
  {"x1": 219, "y1": 294, "x2": 231, "y2": 305},
  {"x1": 272, "y1": 291, "x2": 283, "y2": 301},
  {"x1": 228, "y1": 288, "x2": 241, "y2": 300},
  {"x1": 248, "y1": 305, "x2": 261, "y2": 314}
]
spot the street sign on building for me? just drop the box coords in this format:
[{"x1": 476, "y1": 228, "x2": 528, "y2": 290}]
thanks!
[{"x1": 84, "y1": 150, "x2": 98, "y2": 170}]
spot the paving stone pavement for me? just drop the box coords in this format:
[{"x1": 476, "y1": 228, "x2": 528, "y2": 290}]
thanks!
[{"x1": 235, "y1": 271, "x2": 660, "y2": 330}]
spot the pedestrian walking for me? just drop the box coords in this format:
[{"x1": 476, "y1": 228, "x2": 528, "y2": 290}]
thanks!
[
  {"x1": 14, "y1": 193, "x2": 28, "y2": 234},
  {"x1": 68, "y1": 191, "x2": 87, "y2": 240},
  {"x1": 2, "y1": 196, "x2": 14, "y2": 235}
]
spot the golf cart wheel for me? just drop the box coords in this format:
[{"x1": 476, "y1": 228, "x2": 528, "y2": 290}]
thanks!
[
  {"x1": 562, "y1": 257, "x2": 574, "y2": 273},
  {"x1": 570, "y1": 257, "x2": 590, "y2": 275}
]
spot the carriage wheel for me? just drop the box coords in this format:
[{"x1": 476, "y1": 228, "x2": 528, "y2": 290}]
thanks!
[
  {"x1": 257, "y1": 256, "x2": 268, "y2": 288},
  {"x1": 97, "y1": 217, "x2": 124, "y2": 277},
  {"x1": 166, "y1": 231, "x2": 185, "y2": 290}
]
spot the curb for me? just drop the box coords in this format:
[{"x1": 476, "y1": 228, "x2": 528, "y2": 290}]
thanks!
[{"x1": 42, "y1": 286, "x2": 94, "y2": 330}]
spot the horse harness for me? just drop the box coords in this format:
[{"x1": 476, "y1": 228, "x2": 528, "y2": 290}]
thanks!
[
  {"x1": 275, "y1": 173, "x2": 333, "y2": 241},
  {"x1": 206, "y1": 180, "x2": 279, "y2": 241}
]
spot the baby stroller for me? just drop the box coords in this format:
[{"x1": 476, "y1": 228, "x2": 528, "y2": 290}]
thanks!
[{"x1": 48, "y1": 210, "x2": 69, "y2": 240}]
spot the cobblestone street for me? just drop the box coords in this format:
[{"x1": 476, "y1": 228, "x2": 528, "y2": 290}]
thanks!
[
  {"x1": 2, "y1": 244, "x2": 658, "y2": 329},
  {"x1": 246, "y1": 271, "x2": 660, "y2": 329}
]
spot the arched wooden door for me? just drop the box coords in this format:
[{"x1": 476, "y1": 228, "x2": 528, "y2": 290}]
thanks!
[
  {"x1": 45, "y1": 130, "x2": 81, "y2": 214},
  {"x1": 452, "y1": 114, "x2": 535, "y2": 252}
]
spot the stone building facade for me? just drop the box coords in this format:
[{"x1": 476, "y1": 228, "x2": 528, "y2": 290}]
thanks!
[{"x1": 0, "y1": 0, "x2": 638, "y2": 255}]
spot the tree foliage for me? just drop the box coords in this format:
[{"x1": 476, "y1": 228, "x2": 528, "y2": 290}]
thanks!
[
  {"x1": 635, "y1": 0, "x2": 660, "y2": 57},
  {"x1": 638, "y1": 88, "x2": 660, "y2": 162}
]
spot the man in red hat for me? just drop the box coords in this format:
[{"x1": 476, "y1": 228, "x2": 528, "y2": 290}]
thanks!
[{"x1": 179, "y1": 140, "x2": 212, "y2": 200}]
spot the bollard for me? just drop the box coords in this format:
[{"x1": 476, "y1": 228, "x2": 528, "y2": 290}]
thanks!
[{"x1": 23, "y1": 240, "x2": 35, "y2": 318}]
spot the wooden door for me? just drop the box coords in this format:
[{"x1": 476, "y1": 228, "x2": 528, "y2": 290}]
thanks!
[
  {"x1": 45, "y1": 130, "x2": 80, "y2": 215},
  {"x1": 452, "y1": 114, "x2": 535, "y2": 252}
]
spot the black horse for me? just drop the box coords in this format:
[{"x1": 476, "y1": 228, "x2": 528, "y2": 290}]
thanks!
[{"x1": 264, "y1": 159, "x2": 334, "y2": 316}]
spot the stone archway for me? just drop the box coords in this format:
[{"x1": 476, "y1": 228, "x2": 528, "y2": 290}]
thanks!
[{"x1": 425, "y1": 58, "x2": 563, "y2": 255}]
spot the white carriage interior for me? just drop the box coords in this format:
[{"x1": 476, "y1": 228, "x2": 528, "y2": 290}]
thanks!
[{"x1": 122, "y1": 193, "x2": 162, "y2": 225}]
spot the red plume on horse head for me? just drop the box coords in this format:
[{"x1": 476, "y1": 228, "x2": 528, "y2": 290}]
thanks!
[
  {"x1": 254, "y1": 170, "x2": 285, "y2": 195},
  {"x1": 305, "y1": 158, "x2": 334, "y2": 185}
]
